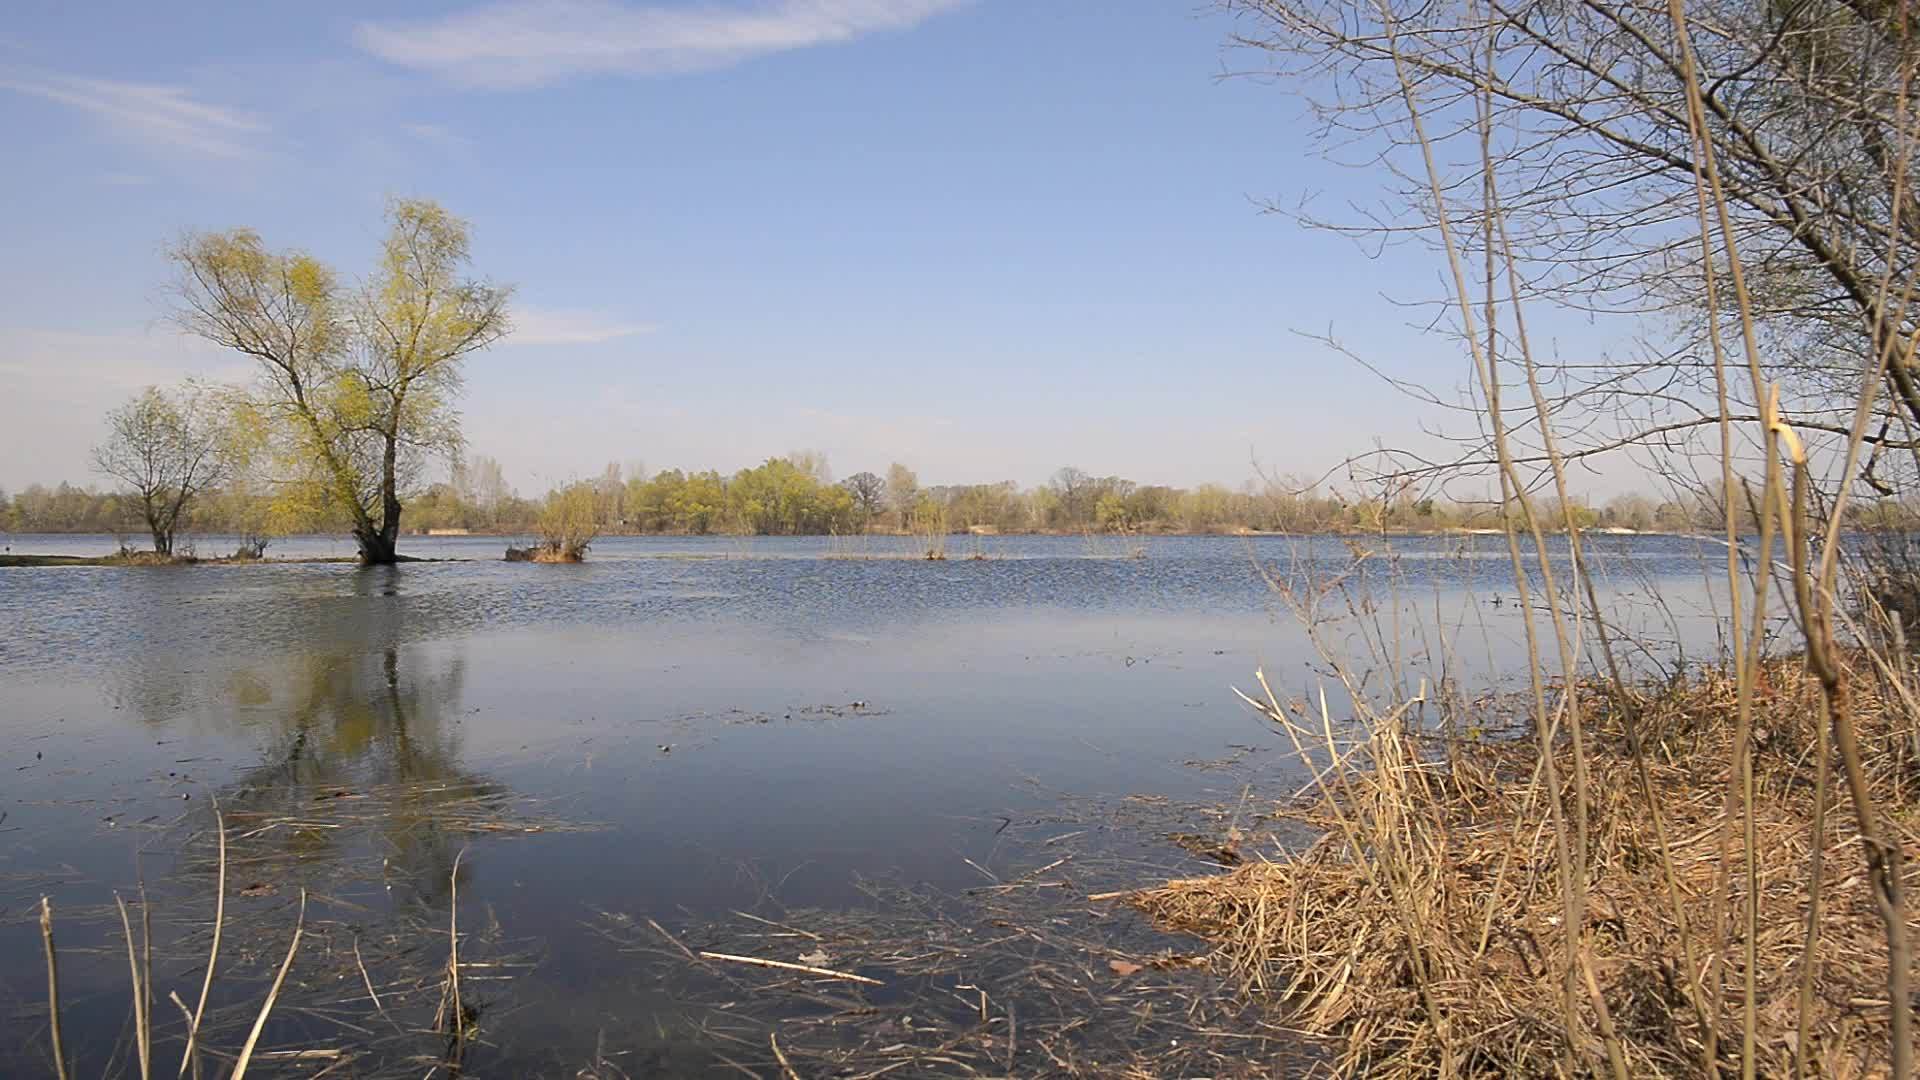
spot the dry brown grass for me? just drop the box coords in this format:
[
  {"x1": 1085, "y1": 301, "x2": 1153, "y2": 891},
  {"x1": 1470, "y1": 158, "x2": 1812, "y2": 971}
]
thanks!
[{"x1": 1126, "y1": 655, "x2": 1920, "y2": 1078}]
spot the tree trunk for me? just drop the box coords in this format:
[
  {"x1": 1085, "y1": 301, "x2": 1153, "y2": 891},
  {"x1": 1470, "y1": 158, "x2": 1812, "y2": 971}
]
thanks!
[
  {"x1": 358, "y1": 427, "x2": 406, "y2": 566},
  {"x1": 381, "y1": 511, "x2": 403, "y2": 559},
  {"x1": 357, "y1": 433, "x2": 406, "y2": 566},
  {"x1": 356, "y1": 524, "x2": 399, "y2": 566},
  {"x1": 145, "y1": 501, "x2": 171, "y2": 556}
]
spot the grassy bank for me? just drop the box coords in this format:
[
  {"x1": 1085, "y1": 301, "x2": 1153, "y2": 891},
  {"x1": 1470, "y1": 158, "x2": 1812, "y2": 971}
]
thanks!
[{"x1": 1118, "y1": 655, "x2": 1920, "y2": 1076}]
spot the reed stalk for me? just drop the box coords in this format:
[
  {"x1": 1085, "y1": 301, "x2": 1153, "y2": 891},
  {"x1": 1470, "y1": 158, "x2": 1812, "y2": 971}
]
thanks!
[
  {"x1": 178, "y1": 804, "x2": 225, "y2": 1080},
  {"x1": 230, "y1": 889, "x2": 305, "y2": 1080},
  {"x1": 115, "y1": 892, "x2": 151, "y2": 1080},
  {"x1": 41, "y1": 897, "x2": 67, "y2": 1080}
]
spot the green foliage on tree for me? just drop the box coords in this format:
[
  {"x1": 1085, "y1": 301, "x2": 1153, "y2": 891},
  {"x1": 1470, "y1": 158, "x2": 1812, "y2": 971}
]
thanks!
[
  {"x1": 535, "y1": 481, "x2": 602, "y2": 561},
  {"x1": 168, "y1": 198, "x2": 511, "y2": 565},
  {"x1": 728, "y1": 458, "x2": 858, "y2": 535},
  {"x1": 90, "y1": 384, "x2": 233, "y2": 555}
]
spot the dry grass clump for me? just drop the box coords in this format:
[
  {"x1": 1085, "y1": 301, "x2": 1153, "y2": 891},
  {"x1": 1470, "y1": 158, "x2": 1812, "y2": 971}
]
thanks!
[{"x1": 1126, "y1": 655, "x2": 1920, "y2": 1078}]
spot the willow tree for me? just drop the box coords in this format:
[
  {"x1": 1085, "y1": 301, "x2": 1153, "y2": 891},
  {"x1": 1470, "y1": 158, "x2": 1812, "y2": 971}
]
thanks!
[
  {"x1": 169, "y1": 199, "x2": 511, "y2": 564},
  {"x1": 91, "y1": 384, "x2": 230, "y2": 556}
]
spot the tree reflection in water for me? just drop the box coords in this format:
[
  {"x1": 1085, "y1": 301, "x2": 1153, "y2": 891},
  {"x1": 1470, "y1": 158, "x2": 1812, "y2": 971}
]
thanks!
[
  {"x1": 57, "y1": 576, "x2": 564, "y2": 1074},
  {"x1": 216, "y1": 642, "x2": 499, "y2": 911}
]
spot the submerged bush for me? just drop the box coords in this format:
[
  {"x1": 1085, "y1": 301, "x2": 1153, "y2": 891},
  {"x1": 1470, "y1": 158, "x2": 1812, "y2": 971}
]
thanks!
[
  {"x1": 510, "y1": 482, "x2": 601, "y2": 563},
  {"x1": 910, "y1": 498, "x2": 949, "y2": 560}
]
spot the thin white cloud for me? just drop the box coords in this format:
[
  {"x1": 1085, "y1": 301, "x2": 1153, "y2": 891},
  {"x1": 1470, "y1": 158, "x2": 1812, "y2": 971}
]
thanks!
[
  {"x1": 402, "y1": 122, "x2": 472, "y2": 153},
  {"x1": 0, "y1": 328, "x2": 248, "y2": 389},
  {"x1": 0, "y1": 70, "x2": 266, "y2": 159},
  {"x1": 355, "y1": 0, "x2": 968, "y2": 89},
  {"x1": 509, "y1": 307, "x2": 658, "y2": 346},
  {"x1": 0, "y1": 326, "x2": 256, "y2": 487}
]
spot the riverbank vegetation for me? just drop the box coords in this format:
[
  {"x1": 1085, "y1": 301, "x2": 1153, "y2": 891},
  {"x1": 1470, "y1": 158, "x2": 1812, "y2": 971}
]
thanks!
[
  {"x1": 20, "y1": 454, "x2": 1920, "y2": 542},
  {"x1": 1092, "y1": 0, "x2": 1920, "y2": 1074},
  {"x1": 1134, "y1": 643, "x2": 1920, "y2": 1076}
]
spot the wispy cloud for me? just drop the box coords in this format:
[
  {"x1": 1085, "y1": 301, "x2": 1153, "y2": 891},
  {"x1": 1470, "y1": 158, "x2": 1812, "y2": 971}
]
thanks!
[
  {"x1": 402, "y1": 122, "x2": 472, "y2": 153},
  {"x1": 509, "y1": 307, "x2": 658, "y2": 346},
  {"x1": 0, "y1": 326, "x2": 250, "y2": 487},
  {"x1": 0, "y1": 70, "x2": 266, "y2": 159},
  {"x1": 355, "y1": 0, "x2": 968, "y2": 89},
  {"x1": 0, "y1": 328, "x2": 247, "y2": 389}
]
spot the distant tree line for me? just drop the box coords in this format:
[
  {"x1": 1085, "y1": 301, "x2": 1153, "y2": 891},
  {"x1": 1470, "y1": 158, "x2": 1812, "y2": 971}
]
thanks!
[
  {"x1": 18, "y1": 451, "x2": 1920, "y2": 541},
  {"x1": 48, "y1": 199, "x2": 1903, "y2": 559}
]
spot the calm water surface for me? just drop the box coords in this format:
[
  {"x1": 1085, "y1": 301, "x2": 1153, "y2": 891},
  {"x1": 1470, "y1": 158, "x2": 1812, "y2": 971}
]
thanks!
[{"x1": 0, "y1": 534, "x2": 1734, "y2": 1075}]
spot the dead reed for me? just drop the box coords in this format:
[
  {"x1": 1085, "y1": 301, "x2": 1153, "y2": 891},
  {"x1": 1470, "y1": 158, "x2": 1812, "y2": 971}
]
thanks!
[
  {"x1": 1123, "y1": 655, "x2": 1920, "y2": 1077},
  {"x1": 597, "y1": 865, "x2": 1313, "y2": 1078},
  {"x1": 40, "y1": 897, "x2": 68, "y2": 1080},
  {"x1": 228, "y1": 889, "x2": 304, "y2": 1080},
  {"x1": 176, "y1": 804, "x2": 225, "y2": 1079},
  {"x1": 21, "y1": 777, "x2": 567, "y2": 1078},
  {"x1": 579, "y1": 773, "x2": 1327, "y2": 1079}
]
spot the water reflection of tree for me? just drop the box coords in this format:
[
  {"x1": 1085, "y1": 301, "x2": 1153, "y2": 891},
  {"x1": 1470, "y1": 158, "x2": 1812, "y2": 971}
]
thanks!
[{"x1": 214, "y1": 642, "x2": 498, "y2": 910}]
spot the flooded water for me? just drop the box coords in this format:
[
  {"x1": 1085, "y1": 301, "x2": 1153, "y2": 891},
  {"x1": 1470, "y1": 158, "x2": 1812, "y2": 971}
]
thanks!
[{"x1": 0, "y1": 533, "x2": 1736, "y2": 1076}]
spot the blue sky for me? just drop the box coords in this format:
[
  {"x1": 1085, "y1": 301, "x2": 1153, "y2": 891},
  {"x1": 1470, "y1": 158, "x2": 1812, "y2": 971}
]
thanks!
[{"x1": 0, "y1": 0, "x2": 1485, "y2": 496}]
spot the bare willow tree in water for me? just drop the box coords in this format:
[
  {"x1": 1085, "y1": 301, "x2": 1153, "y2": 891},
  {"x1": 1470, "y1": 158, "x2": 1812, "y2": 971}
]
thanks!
[{"x1": 1227, "y1": 0, "x2": 1920, "y2": 500}]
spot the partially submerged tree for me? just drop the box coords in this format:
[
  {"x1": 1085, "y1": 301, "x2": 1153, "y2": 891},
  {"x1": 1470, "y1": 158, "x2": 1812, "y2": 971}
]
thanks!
[
  {"x1": 908, "y1": 494, "x2": 950, "y2": 559},
  {"x1": 169, "y1": 199, "x2": 511, "y2": 565},
  {"x1": 512, "y1": 481, "x2": 601, "y2": 562},
  {"x1": 91, "y1": 384, "x2": 231, "y2": 556}
]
